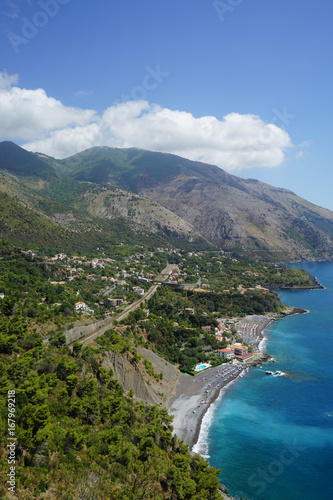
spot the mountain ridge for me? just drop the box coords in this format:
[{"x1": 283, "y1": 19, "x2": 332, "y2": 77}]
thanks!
[{"x1": 0, "y1": 141, "x2": 332, "y2": 261}]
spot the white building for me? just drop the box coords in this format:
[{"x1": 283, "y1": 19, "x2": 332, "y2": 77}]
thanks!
[
  {"x1": 217, "y1": 348, "x2": 235, "y2": 360},
  {"x1": 75, "y1": 301, "x2": 90, "y2": 312}
]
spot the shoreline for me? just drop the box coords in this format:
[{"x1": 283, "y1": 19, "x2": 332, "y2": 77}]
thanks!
[
  {"x1": 166, "y1": 305, "x2": 309, "y2": 498},
  {"x1": 166, "y1": 305, "x2": 306, "y2": 450},
  {"x1": 167, "y1": 352, "x2": 269, "y2": 450},
  {"x1": 166, "y1": 306, "x2": 307, "y2": 497}
]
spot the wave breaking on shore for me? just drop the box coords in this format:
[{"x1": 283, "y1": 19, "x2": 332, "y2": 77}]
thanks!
[{"x1": 192, "y1": 379, "x2": 237, "y2": 457}]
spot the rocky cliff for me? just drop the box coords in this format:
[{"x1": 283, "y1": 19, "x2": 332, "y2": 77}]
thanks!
[
  {"x1": 102, "y1": 347, "x2": 179, "y2": 406},
  {"x1": 60, "y1": 146, "x2": 333, "y2": 260},
  {"x1": 1, "y1": 141, "x2": 333, "y2": 260}
]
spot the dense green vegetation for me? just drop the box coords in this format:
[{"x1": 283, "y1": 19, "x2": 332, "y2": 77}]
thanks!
[
  {"x1": 62, "y1": 148, "x2": 193, "y2": 192},
  {"x1": 118, "y1": 284, "x2": 282, "y2": 373},
  {"x1": 0, "y1": 192, "x2": 81, "y2": 254},
  {"x1": 0, "y1": 230, "x2": 318, "y2": 498},
  {"x1": 0, "y1": 244, "x2": 224, "y2": 498},
  {"x1": 0, "y1": 141, "x2": 55, "y2": 180},
  {"x1": 0, "y1": 338, "x2": 221, "y2": 499},
  {"x1": 180, "y1": 253, "x2": 314, "y2": 290},
  {"x1": 0, "y1": 189, "x2": 210, "y2": 256}
]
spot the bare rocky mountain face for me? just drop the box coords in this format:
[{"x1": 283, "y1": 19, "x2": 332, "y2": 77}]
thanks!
[
  {"x1": 102, "y1": 347, "x2": 179, "y2": 406},
  {"x1": 1, "y1": 141, "x2": 333, "y2": 261},
  {"x1": 80, "y1": 186, "x2": 201, "y2": 241},
  {"x1": 139, "y1": 169, "x2": 333, "y2": 261}
]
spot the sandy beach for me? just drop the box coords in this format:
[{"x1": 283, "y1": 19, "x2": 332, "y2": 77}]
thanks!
[
  {"x1": 167, "y1": 353, "x2": 268, "y2": 450},
  {"x1": 166, "y1": 308, "x2": 306, "y2": 498},
  {"x1": 166, "y1": 312, "x2": 284, "y2": 449}
]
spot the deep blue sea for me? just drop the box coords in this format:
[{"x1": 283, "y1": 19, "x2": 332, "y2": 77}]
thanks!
[{"x1": 195, "y1": 262, "x2": 333, "y2": 500}]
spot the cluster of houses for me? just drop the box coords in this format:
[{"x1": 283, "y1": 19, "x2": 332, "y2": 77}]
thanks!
[
  {"x1": 21, "y1": 248, "x2": 166, "y2": 316},
  {"x1": 217, "y1": 343, "x2": 254, "y2": 363},
  {"x1": 198, "y1": 319, "x2": 255, "y2": 363},
  {"x1": 166, "y1": 267, "x2": 186, "y2": 285}
]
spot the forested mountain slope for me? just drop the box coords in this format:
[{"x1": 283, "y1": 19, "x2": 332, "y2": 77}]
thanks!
[{"x1": 1, "y1": 141, "x2": 333, "y2": 261}]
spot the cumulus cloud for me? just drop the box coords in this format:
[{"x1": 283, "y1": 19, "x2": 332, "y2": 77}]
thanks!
[
  {"x1": 0, "y1": 70, "x2": 18, "y2": 89},
  {"x1": 98, "y1": 102, "x2": 292, "y2": 170},
  {"x1": 24, "y1": 124, "x2": 105, "y2": 158},
  {"x1": 0, "y1": 71, "x2": 294, "y2": 170},
  {"x1": 0, "y1": 72, "x2": 96, "y2": 141}
]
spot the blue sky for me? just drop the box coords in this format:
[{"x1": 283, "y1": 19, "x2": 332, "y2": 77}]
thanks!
[{"x1": 0, "y1": 0, "x2": 332, "y2": 210}]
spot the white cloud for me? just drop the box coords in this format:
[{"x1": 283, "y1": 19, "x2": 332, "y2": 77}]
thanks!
[
  {"x1": 26, "y1": 124, "x2": 105, "y2": 157},
  {"x1": 0, "y1": 70, "x2": 18, "y2": 89},
  {"x1": 98, "y1": 103, "x2": 292, "y2": 170},
  {"x1": 0, "y1": 71, "x2": 294, "y2": 170},
  {"x1": 0, "y1": 72, "x2": 96, "y2": 141}
]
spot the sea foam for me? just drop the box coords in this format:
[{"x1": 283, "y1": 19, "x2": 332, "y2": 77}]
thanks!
[{"x1": 192, "y1": 379, "x2": 237, "y2": 457}]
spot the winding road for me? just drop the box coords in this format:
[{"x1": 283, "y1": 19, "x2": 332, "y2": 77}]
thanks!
[{"x1": 77, "y1": 263, "x2": 175, "y2": 346}]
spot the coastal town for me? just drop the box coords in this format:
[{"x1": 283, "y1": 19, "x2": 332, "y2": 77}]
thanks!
[
  {"x1": 1, "y1": 2, "x2": 332, "y2": 496},
  {"x1": 0, "y1": 246, "x2": 311, "y2": 369},
  {"x1": 0, "y1": 239, "x2": 320, "y2": 500}
]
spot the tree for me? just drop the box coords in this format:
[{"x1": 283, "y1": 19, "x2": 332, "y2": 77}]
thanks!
[
  {"x1": 72, "y1": 342, "x2": 83, "y2": 357},
  {"x1": 66, "y1": 374, "x2": 78, "y2": 395}
]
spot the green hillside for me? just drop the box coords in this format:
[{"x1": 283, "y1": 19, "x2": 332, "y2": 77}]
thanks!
[
  {"x1": 0, "y1": 191, "x2": 211, "y2": 256},
  {"x1": 62, "y1": 147, "x2": 203, "y2": 192},
  {"x1": 0, "y1": 142, "x2": 56, "y2": 180},
  {"x1": 0, "y1": 243, "x2": 221, "y2": 499}
]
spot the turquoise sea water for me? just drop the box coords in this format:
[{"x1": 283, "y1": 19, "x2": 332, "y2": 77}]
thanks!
[{"x1": 202, "y1": 262, "x2": 333, "y2": 500}]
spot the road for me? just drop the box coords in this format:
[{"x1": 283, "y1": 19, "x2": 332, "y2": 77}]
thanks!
[{"x1": 77, "y1": 263, "x2": 175, "y2": 346}]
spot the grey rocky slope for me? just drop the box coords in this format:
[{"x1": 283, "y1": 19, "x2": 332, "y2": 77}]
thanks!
[
  {"x1": 1, "y1": 141, "x2": 332, "y2": 260},
  {"x1": 60, "y1": 147, "x2": 333, "y2": 261}
]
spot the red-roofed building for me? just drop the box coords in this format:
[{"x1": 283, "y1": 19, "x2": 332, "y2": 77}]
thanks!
[
  {"x1": 230, "y1": 344, "x2": 248, "y2": 356},
  {"x1": 75, "y1": 301, "x2": 89, "y2": 312},
  {"x1": 217, "y1": 348, "x2": 235, "y2": 360},
  {"x1": 234, "y1": 353, "x2": 254, "y2": 363}
]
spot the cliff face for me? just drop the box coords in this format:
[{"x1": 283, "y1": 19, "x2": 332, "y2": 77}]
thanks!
[
  {"x1": 139, "y1": 172, "x2": 333, "y2": 260},
  {"x1": 102, "y1": 347, "x2": 179, "y2": 406},
  {"x1": 60, "y1": 146, "x2": 333, "y2": 260},
  {"x1": 1, "y1": 141, "x2": 333, "y2": 260},
  {"x1": 80, "y1": 186, "x2": 201, "y2": 241}
]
